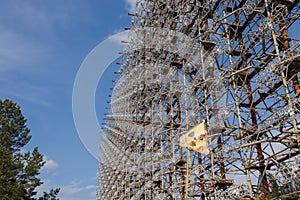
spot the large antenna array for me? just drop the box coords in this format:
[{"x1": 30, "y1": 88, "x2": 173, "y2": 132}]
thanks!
[{"x1": 97, "y1": 0, "x2": 300, "y2": 199}]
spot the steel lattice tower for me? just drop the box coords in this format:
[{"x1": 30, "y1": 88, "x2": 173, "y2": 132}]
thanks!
[{"x1": 97, "y1": 0, "x2": 300, "y2": 199}]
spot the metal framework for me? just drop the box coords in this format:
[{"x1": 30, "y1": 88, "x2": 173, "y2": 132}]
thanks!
[{"x1": 97, "y1": 0, "x2": 300, "y2": 199}]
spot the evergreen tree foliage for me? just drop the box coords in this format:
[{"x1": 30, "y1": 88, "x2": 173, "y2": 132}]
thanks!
[{"x1": 0, "y1": 99, "x2": 59, "y2": 200}]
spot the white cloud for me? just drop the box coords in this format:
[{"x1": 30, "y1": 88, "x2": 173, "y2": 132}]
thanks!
[
  {"x1": 109, "y1": 30, "x2": 130, "y2": 43},
  {"x1": 58, "y1": 181, "x2": 97, "y2": 200},
  {"x1": 85, "y1": 185, "x2": 97, "y2": 190},
  {"x1": 125, "y1": 0, "x2": 137, "y2": 13},
  {"x1": 42, "y1": 156, "x2": 59, "y2": 172},
  {"x1": 0, "y1": 1, "x2": 91, "y2": 72},
  {"x1": 61, "y1": 182, "x2": 84, "y2": 194},
  {"x1": 37, "y1": 180, "x2": 97, "y2": 200},
  {"x1": 42, "y1": 155, "x2": 59, "y2": 173},
  {"x1": 0, "y1": 27, "x2": 48, "y2": 72},
  {"x1": 0, "y1": 1, "x2": 90, "y2": 34},
  {"x1": 36, "y1": 179, "x2": 58, "y2": 197},
  {"x1": 0, "y1": 77, "x2": 53, "y2": 107}
]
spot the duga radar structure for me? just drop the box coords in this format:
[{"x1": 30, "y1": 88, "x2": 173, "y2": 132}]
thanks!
[{"x1": 97, "y1": 0, "x2": 300, "y2": 199}]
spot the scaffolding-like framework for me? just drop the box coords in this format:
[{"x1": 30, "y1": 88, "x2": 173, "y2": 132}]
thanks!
[{"x1": 97, "y1": 0, "x2": 300, "y2": 199}]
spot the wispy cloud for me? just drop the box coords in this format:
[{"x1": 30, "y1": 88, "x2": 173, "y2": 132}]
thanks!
[
  {"x1": 0, "y1": 0, "x2": 93, "y2": 73},
  {"x1": 43, "y1": 157, "x2": 59, "y2": 172},
  {"x1": 125, "y1": 0, "x2": 137, "y2": 13},
  {"x1": 37, "y1": 179, "x2": 96, "y2": 200},
  {"x1": 58, "y1": 181, "x2": 96, "y2": 200},
  {"x1": 0, "y1": 27, "x2": 48, "y2": 72},
  {"x1": 36, "y1": 179, "x2": 58, "y2": 197},
  {"x1": 0, "y1": 1, "x2": 91, "y2": 34},
  {"x1": 109, "y1": 30, "x2": 130, "y2": 43},
  {"x1": 0, "y1": 80, "x2": 52, "y2": 106},
  {"x1": 0, "y1": 1, "x2": 77, "y2": 105}
]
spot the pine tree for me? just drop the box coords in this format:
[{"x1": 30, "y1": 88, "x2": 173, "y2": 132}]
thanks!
[{"x1": 0, "y1": 99, "x2": 59, "y2": 200}]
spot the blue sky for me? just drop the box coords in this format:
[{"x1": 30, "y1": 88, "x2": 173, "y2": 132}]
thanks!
[
  {"x1": 0, "y1": 0, "x2": 135, "y2": 199},
  {"x1": 1, "y1": 1, "x2": 299, "y2": 200}
]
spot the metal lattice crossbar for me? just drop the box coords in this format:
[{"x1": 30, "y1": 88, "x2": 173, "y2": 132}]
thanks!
[{"x1": 97, "y1": 0, "x2": 300, "y2": 199}]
